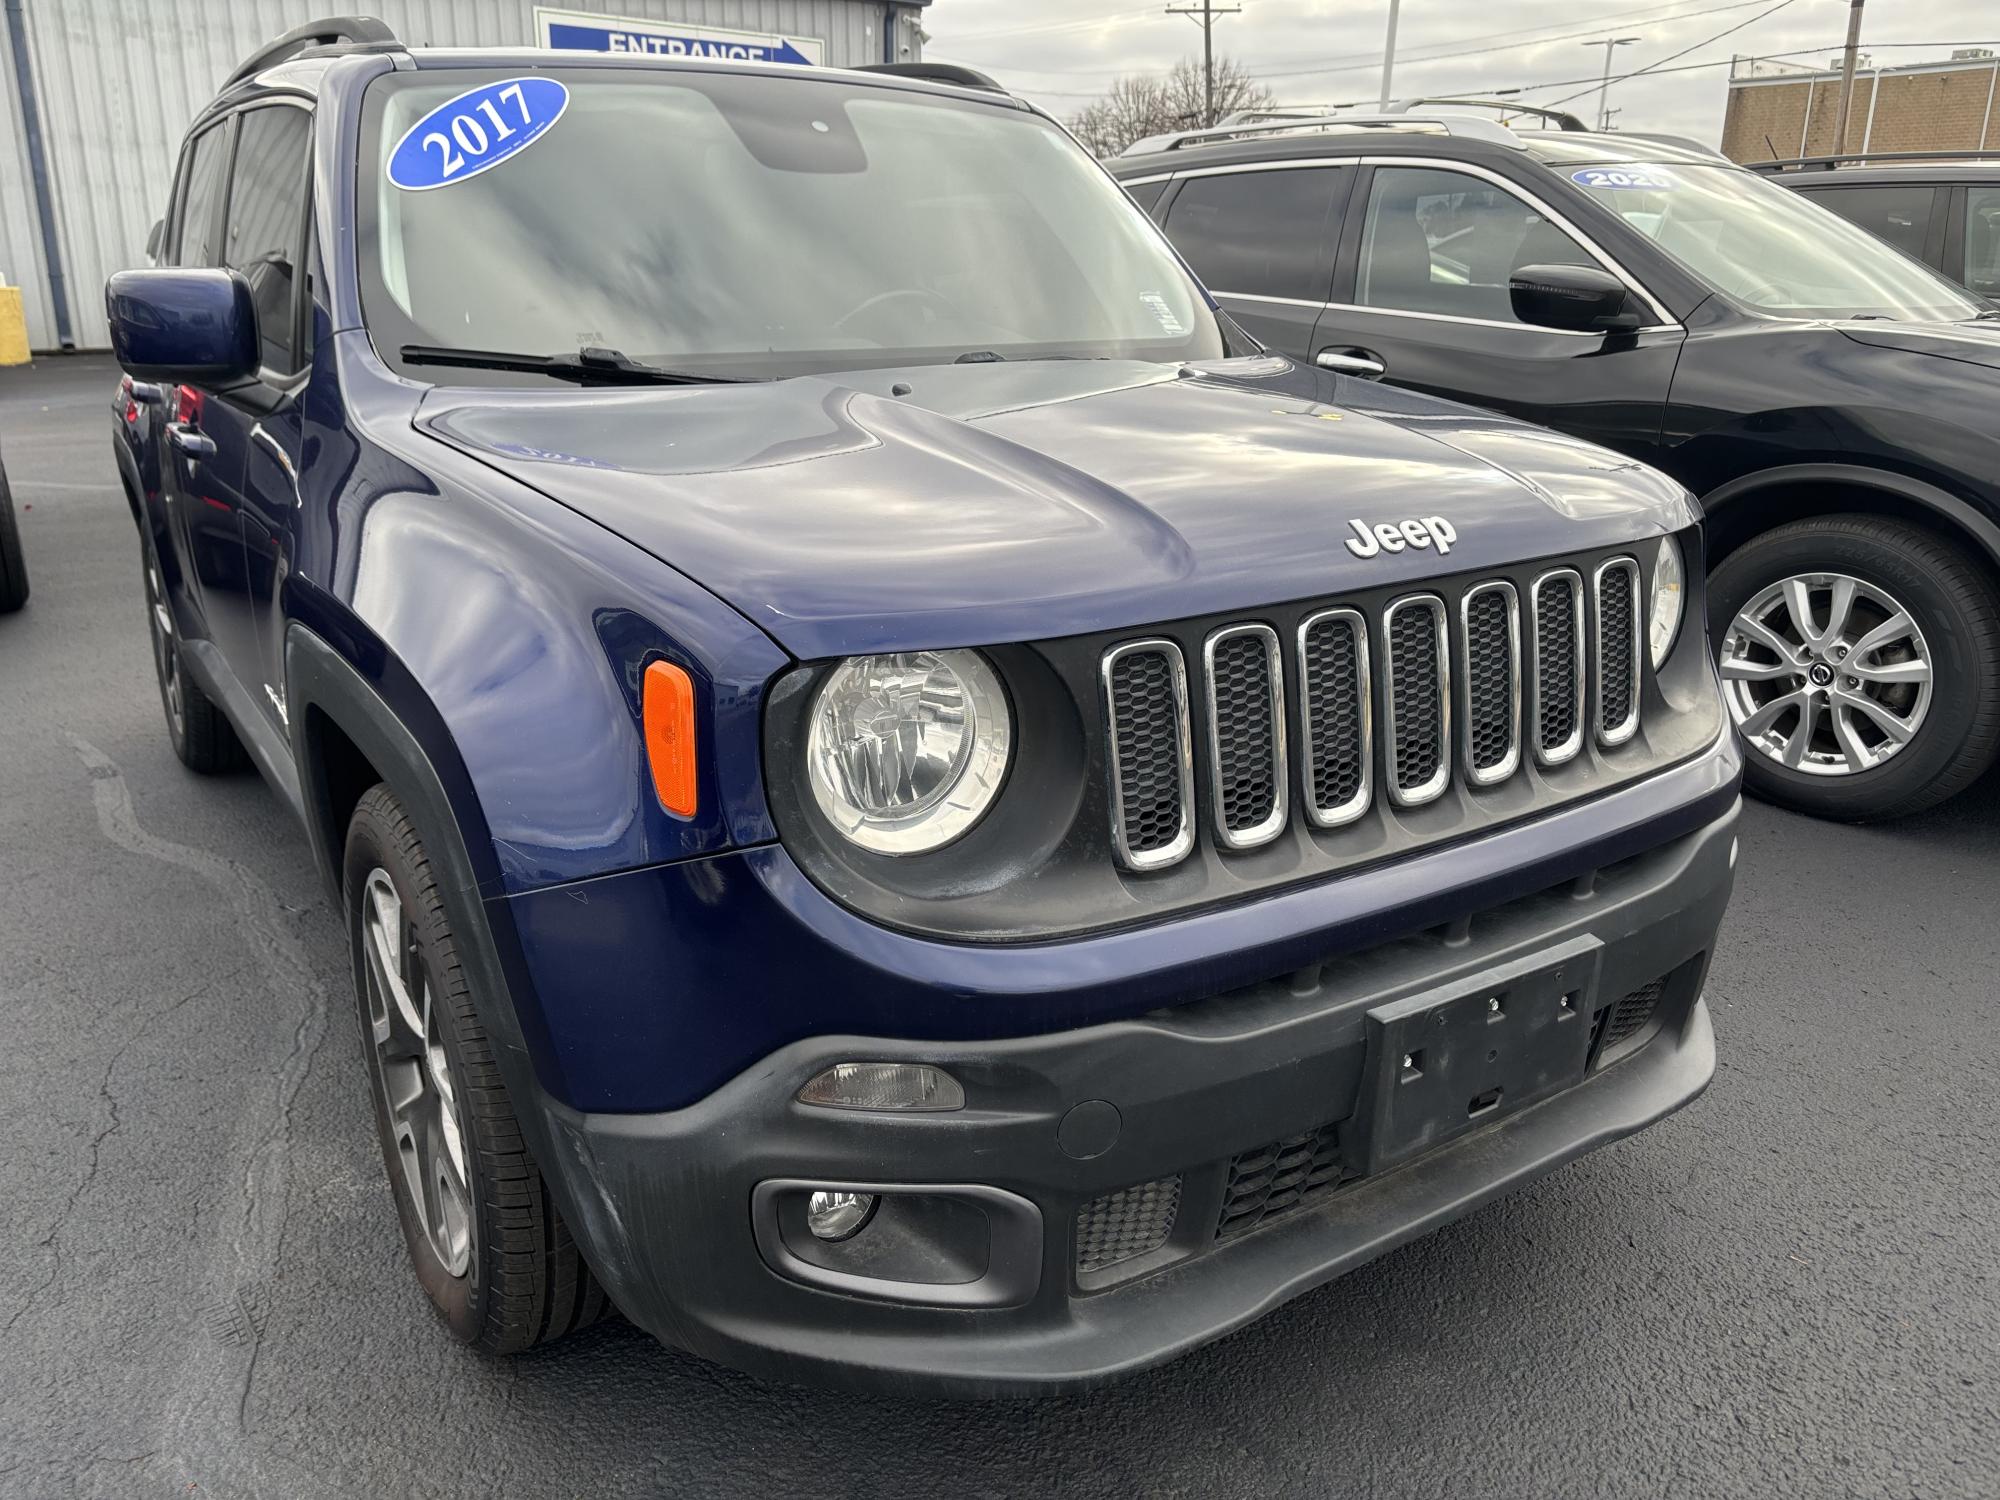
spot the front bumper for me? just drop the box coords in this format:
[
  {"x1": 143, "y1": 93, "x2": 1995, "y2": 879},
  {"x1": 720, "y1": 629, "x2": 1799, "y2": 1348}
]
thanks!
[{"x1": 529, "y1": 798, "x2": 1737, "y2": 1396}]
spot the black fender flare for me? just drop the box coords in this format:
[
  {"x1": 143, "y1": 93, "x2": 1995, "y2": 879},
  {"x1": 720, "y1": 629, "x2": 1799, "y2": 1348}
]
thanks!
[{"x1": 1700, "y1": 462, "x2": 2000, "y2": 572}]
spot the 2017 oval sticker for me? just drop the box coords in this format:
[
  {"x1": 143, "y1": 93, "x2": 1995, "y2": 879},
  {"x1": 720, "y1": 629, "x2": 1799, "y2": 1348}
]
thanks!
[{"x1": 388, "y1": 77, "x2": 570, "y2": 191}]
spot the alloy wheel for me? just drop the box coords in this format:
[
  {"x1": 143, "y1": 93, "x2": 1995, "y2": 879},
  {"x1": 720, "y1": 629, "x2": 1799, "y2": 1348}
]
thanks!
[
  {"x1": 360, "y1": 868, "x2": 472, "y2": 1277},
  {"x1": 1720, "y1": 571, "x2": 1933, "y2": 777},
  {"x1": 145, "y1": 561, "x2": 185, "y2": 735}
]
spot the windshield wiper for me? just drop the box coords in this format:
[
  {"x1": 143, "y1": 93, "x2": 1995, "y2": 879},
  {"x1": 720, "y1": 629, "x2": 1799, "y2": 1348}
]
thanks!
[
  {"x1": 400, "y1": 344, "x2": 750, "y2": 385},
  {"x1": 951, "y1": 350, "x2": 1110, "y2": 364}
]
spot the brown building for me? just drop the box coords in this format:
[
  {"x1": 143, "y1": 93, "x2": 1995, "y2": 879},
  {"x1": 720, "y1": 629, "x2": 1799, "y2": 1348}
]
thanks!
[{"x1": 1721, "y1": 50, "x2": 2000, "y2": 165}]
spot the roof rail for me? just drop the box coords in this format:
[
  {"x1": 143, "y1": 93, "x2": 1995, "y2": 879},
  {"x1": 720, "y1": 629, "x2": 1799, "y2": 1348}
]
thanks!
[
  {"x1": 854, "y1": 61, "x2": 1008, "y2": 93},
  {"x1": 221, "y1": 15, "x2": 400, "y2": 90},
  {"x1": 1383, "y1": 97, "x2": 1591, "y2": 132},
  {"x1": 1120, "y1": 110, "x2": 1522, "y2": 157},
  {"x1": 1749, "y1": 148, "x2": 2000, "y2": 173},
  {"x1": 1612, "y1": 130, "x2": 1733, "y2": 162}
]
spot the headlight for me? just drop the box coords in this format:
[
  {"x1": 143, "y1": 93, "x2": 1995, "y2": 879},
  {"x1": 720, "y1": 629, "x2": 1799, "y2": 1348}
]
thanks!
[
  {"x1": 805, "y1": 650, "x2": 1011, "y2": 854},
  {"x1": 1649, "y1": 536, "x2": 1685, "y2": 669}
]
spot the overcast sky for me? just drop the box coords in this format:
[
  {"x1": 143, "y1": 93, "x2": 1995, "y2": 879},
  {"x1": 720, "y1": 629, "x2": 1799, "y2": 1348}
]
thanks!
[{"x1": 922, "y1": 0, "x2": 1997, "y2": 141}]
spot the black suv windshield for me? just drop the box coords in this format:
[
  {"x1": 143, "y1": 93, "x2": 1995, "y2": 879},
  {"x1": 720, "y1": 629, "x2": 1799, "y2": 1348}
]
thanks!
[
  {"x1": 1566, "y1": 161, "x2": 1983, "y2": 322},
  {"x1": 358, "y1": 67, "x2": 1224, "y2": 382}
]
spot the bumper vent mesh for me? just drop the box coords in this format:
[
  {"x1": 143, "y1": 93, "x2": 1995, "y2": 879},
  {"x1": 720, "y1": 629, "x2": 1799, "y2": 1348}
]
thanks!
[
  {"x1": 1075, "y1": 1175, "x2": 1182, "y2": 1274},
  {"x1": 1216, "y1": 1123, "x2": 1348, "y2": 1240},
  {"x1": 1597, "y1": 975, "x2": 1668, "y2": 1053}
]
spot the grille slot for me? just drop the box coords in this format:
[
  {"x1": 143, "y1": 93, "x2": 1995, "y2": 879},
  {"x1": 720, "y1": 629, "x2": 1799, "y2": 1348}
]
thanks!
[
  {"x1": 1203, "y1": 624, "x2": 1288, "y2": 849},
  {"x1": 1103, "y1": 641, "x2": 1195, "y2": 870},
  {"x1": 1382, "y1": 596, "x2": 1450, "y2": 805},
  {"x1": 1458, "y1": 581, "x2": 1521, "y2": 785},
  {"x1": 1594, "y1": 557, "x2": 1642, "y2": 746},
  {"x1": 1075, "y1": 1175, "x2": 1182, "y2": 1276},
  {"x1": 1298, "y1": 608, "x2": 1371, "y2": 827},
  {"x1": 1217, "y1": 1123, "x2": 1348, "y2": 1239},
  {"x1": 1593, "y1": 975, "x2": 1668, "y2": 1059},
  {"x1": 1531, "y1": 569, "x2": 1586, "y2": 765}
]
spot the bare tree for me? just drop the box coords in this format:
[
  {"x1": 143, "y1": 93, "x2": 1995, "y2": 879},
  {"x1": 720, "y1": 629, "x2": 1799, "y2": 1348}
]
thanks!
[{"x1": 1067, "y1": 56, "x2": 1275, "y2": 158}]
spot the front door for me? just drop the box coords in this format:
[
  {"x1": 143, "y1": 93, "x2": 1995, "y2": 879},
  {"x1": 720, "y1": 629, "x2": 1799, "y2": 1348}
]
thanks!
[{"x1": 1316, "y1": 162, "x2": 1682, "y2": 466}]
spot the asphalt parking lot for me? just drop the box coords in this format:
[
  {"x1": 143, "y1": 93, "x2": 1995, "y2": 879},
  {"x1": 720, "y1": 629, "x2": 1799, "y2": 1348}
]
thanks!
[{"x1": 2, "y1": 353, "x2": 1997, "y2": 1500}]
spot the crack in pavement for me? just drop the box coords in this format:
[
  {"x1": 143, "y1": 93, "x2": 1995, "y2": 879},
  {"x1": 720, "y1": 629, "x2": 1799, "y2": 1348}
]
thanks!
[{"x1": 67, "y1": 734, "x2": 340, "y2": 1500}]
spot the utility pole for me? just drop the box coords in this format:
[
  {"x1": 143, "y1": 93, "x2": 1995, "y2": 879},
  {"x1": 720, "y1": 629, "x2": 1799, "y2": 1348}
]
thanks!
[
  {"x1": 1166, "y1": 0, "x2": 1242, "y2": 127},
  {"x1": 1379, "y1": 0, "x2": 1400, "y2": 109},
  {"x1": 1582, "y1": 36, "x2": 1642, "y2": 132},
  {"x1": 1831, "y1": 0, "x2": 1866, "y2": 158}
]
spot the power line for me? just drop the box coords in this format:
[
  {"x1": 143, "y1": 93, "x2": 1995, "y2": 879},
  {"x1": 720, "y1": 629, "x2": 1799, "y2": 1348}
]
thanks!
[
  {"x1": 1165, "y1": 0, "x2": 1242, "y2": 127},
  {"x1": 1540, "y1": 0, "x2": 1798, "y2": 108}
]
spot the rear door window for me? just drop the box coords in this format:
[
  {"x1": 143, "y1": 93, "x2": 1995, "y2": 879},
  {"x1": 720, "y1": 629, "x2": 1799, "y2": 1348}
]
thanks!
[
  {"x1": 222, "y1": 105, "x2": 313, "y2": 374},
  {"x1": 1796, "y1": 184, "x2": 1937, "y2": 263},
  {"x1": 173, "y1": 123, "x2": 231, "y2": 267},
  {"x1": 1163, "y1": 167, "x2": 1344, "y2": 302},
  {"x1": 1963, "y1": 186, "x2": 2000, "y2": 297}
]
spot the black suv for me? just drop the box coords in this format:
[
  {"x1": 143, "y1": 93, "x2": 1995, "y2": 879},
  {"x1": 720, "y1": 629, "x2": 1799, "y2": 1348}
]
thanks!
[
  {"x1": 1114, "y1": 106, "x2": 2000, "y2": 820},
  {"x1": 1754, "y1": 153, "x2": 2000, "y2": 300}
]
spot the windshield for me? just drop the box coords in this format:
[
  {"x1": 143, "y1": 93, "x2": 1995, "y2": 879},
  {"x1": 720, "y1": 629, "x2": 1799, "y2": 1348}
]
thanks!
[
  {"x1": 358, "y1": 69, "x2": 1223, "y2": 382},
  {"x1": 1567, "y1": 162, "x2": 1985, "y2": 322}
]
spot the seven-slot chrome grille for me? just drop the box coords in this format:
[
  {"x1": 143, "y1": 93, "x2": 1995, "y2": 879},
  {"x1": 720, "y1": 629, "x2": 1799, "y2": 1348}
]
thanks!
[{"x1": 1103, "y1": 557, "x2": 1646, "y2": 871}]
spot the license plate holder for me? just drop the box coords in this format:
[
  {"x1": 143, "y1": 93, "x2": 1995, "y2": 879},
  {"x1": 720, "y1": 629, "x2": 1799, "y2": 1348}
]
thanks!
[{"x1": 1347, "y1": 935, "x2": 1603, "y2": 1177}]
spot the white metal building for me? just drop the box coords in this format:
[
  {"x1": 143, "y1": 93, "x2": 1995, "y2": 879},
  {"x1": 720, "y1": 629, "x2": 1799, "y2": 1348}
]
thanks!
[{"x1": 1, "y1": 0, "x2": 932, "y2": 350}]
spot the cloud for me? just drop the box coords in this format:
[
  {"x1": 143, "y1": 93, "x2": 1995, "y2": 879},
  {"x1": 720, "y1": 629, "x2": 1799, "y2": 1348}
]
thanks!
[{"x1": 928, "y1": 0, "x2": 1995, "y2": 139}]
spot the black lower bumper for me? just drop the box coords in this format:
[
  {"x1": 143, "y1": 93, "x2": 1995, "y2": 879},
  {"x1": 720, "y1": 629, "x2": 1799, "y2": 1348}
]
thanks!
[{"x1": 531, "y1": 800, "x2": 1738, "y2": 1397}]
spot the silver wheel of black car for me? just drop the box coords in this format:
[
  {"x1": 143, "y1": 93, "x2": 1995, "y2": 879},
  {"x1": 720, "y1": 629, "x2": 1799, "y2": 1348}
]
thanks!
[
  {"x1": 342, "y1": 783, "x2": 610, "y2": 1351},
  {"x1": 1721, "y1": 571, "x2": 1932, "y2": 776},
  {"x1": 1708, "y1": 515, "x2": 2000, "y2": 820}
]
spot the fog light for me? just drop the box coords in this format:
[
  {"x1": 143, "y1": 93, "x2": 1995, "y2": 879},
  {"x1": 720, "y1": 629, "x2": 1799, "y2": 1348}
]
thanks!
[
  {"x1": 797, "y1": 1061, "x2": 965, "y2": 1112},
  {"x1": 805, "y1": 1190, "x2": 877, "y2": 1241}
]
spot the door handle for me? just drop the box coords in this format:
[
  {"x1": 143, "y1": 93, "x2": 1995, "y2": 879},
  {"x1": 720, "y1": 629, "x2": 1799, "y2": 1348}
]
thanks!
[
  {"x1": 128, "y1": 380, "x2": 166, "y2": 406},
  {"x1": 251, "y1": 423, "x2": 301, "y2": 503},
  {"x1": 1316, "y1": 348, "x2": 1387, "y2": 379},
  {"x1": 165, "y1": 423, "x2": 216, "y2": 460}
]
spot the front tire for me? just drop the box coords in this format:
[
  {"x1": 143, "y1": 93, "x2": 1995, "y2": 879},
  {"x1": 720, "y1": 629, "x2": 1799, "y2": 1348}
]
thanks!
[
  {"x1": 343, "y1": 784, "x2": 609, "y2": 1352},
  {"x1": 1708, "y1": 515, "x2": 2000, "y2": 820}
]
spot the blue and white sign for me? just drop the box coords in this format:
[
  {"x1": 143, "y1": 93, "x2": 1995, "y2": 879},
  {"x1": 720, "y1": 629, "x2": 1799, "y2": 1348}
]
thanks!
[
  {"x1": 533, "y1": 6, "x2": 824, "y2": 66},
  {"x1": 1571, "y1": 166, "x2": 1676, "y2": 192},
  {"x1": 387, "y1": 77, "x2": 570, "y2": 191}
]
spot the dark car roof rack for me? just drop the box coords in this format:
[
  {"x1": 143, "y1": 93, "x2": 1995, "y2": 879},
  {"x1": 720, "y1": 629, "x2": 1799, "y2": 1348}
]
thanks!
[
  {"x1": 1122, "y1": 108, "x2": 1523, "y2": 157},
  {"x1": 854, "y1": 61, "x2": 1007, "y2": 93},
  {"x1": 1750, "y1": 148, "x2": 2000, "y2": 173},
  {"x1": 1387, "y1": 97, "x2": 1591, "y2": 133},
  {"x1": 221, "y1": 15, "x2": 401, "y2": 90}
]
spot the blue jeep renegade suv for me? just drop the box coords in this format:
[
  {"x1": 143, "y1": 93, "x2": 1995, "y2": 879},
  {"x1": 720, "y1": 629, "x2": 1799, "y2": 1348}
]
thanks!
[{"x1": 105, "y1": 18, "x2": 1741, "y2": 1394}]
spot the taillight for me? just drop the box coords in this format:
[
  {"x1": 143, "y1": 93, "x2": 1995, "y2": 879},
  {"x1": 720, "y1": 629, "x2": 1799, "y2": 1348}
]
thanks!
[{"x1": 118, "y1": 375, "x2": 138, "y2": 423}]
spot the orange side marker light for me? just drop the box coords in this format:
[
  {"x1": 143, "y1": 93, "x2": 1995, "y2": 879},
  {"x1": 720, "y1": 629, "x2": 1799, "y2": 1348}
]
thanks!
[{"x1": 642, "y1": 660, "x2": 698, "y2": 819}]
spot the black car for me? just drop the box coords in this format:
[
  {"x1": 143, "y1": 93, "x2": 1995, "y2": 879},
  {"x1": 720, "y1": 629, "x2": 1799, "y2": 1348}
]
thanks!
[
  {"x1": 0, "y1": 442, "x2": 26, "y2": 613},
  {"x1": 1114, "y1": 107, "x2": 2000, "y2": 820},
  {"x1": 1754, "y1": 154, "x2": 2000, "y2": 300}
]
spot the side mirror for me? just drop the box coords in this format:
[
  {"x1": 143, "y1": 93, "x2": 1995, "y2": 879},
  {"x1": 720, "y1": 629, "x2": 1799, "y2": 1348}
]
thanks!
[
  {"x1": 104, "y1": 268, "x2": 258, "y2": 385},
  {"x1": 1509, "y1": 263, "x2": 1644, "y2": 334},
  {"x1": 144, "y1": 218, "x2": 164, "y2": 263}
]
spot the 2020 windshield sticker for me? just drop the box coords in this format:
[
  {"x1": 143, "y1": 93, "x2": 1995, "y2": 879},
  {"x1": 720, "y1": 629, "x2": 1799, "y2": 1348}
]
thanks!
[
  {"x1": 1140, "y1": 292, "x2": 1186, "y2": 336},
  {"x1": 388, "y1": 78, "x2": 571, "y2": 191},
  {"x1": 1571, "y1": 166, "x2": 1674, "y2": 192}
]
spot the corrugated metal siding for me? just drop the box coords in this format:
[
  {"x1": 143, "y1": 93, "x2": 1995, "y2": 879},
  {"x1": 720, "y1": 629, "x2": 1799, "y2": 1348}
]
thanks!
[{"x1": 5, "y1": 0, "x2": 923, "y2": 349}]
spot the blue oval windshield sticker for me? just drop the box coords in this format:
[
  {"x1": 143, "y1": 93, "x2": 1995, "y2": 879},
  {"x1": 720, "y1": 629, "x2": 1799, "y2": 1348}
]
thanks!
[
  {"x1": 1570, "y1": 166, "x2": 1674, "y2": 191},
  {"x1": 388, "y1": 77, "x2": 570, "y2": 191}
]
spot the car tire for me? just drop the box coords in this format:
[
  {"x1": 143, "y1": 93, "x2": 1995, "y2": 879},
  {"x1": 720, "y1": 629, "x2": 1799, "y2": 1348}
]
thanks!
[
  {"x1": 0, "y1": 465, "x2": 28, "y2": 613},
  {"x1": 343, "y1": 783, "x2": 611, "y2": 1353},
  {"x1": 141, "y1": 543, "x2": 245, "y2": 773},
  {"x1": 1708, "y1": 514, "x2": 2000, "y2": 820}
]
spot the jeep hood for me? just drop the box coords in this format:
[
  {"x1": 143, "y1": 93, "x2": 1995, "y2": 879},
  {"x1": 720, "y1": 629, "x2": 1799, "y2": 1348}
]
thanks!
[
  {"x1": 1840, "y1": 318, "x2": 2000, "y2": 374},
  {"x1": 419, "y1": 359, "x2": 1694, "y2": 659}
]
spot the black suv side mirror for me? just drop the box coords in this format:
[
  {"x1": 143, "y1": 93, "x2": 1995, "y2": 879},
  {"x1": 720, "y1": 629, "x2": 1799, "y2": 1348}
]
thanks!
[{"x1": 1510, "y1": 263, "x2": 1644, "y2": 334}]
